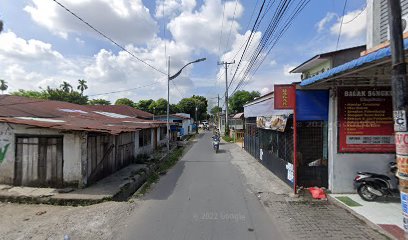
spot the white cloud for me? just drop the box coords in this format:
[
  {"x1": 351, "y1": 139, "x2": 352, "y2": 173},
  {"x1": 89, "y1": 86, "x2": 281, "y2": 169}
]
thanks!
[
  {"x1": 155, "y1": 0, "x2": 196, "y2": 18},
  {"x1": 24, "y1": 0, "x2": 158, "y2": 44},
  {"x1": 167, "y1": 0, "x2": 243, "y2": 54},
  {"x1": 316, "y1": 12, "x2": 337, "y2": 32},
  {"x1": 270, "y1": 60, "x2": 277, "y2": 66},
  {"x1": 283, "y1": 65, "x2": 296, "y2": 76},
  {"x1": 330, "y1": 8, "x2": 367, "y2": 39}
]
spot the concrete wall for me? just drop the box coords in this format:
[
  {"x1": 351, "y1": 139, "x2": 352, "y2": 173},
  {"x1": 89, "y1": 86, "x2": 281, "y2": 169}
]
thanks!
[
  {"x1": 327, "y1": 90, "x2": 395, "y2": 193},
  {"x1": 0, "y1": 123, "x2": 83, "y2": 185}
]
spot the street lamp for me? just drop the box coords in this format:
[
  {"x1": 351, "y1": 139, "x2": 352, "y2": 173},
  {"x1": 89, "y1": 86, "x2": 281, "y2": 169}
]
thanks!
[
  {"x1": 167, "y1": 57, "x2": 206, "y2": 155},
  {"x1": 195, "y1": 106, "x2": 198, "y2": 134}
]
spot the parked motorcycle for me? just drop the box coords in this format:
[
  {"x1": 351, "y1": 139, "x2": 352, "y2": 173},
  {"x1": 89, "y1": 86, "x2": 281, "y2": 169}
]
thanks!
[
  {"x1": 354, "y1": 162, "x2": 398, "y2": 201},
  {"x1": 212, "y1": 135, "x2": 220, "y2": 153}
]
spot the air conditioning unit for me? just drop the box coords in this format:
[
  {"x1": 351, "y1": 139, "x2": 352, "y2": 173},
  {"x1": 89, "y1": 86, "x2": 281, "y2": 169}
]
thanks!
[{"x1": 387, "y1": 14, "x2": 408, "y2": 40}]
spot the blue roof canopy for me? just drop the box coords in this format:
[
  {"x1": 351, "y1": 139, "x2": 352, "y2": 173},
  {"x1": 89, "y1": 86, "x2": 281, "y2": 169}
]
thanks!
[{"x1": 300, "y1": 38, "x2": 408, "y2": 87}]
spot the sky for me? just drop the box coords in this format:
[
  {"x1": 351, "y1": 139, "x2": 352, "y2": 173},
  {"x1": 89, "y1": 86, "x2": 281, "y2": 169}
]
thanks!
[{"x1": 0, "y1": 0, "x2": 367, "y2": 109}]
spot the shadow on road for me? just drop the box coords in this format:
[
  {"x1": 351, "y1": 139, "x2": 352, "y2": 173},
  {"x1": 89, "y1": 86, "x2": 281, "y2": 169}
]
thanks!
[{"x1": 143, "y1": 161, "x2": 186, "y2": 200}]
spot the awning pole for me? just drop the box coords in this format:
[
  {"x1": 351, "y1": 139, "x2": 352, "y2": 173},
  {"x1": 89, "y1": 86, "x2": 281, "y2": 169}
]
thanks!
[{"x1": 293, "y1": 86, "x2": 298, "y2": 194}]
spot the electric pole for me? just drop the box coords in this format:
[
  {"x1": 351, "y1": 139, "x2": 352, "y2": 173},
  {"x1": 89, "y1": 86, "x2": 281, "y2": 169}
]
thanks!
[
  {"x1": 387, "y1": 0, "x2": 408, "y2": 234},
  {"x1": 218, "y1": 60, "x2": 235, "y2": 136},
  {"x1": 217, "y1": 94, "x2": 220, "y2": 131}
]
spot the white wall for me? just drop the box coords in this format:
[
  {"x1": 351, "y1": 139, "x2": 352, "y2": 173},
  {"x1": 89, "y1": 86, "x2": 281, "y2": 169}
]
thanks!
[
  {"x1": 0, "y1": 123, "x2": 83, "y2": 185},
  {"x1": 328, "y1": 90, "x2": 395, "y2": 193}
]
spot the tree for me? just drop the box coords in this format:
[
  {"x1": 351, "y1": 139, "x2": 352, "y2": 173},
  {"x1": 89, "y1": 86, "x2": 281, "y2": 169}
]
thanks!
[
  {"x1": 60, "y1": 81, "x2": 72, "y2": 93},
  {"x1": 170, "y1": 104, "x2": 179, "y2": 114},
  {"x1": 77, "y1": 79, "x2": 88, "y2": 95},
  {"x1": 135, "y1": 99, "x2": 154, "y2": 112},
  {"x1": 88, "y1": 98, "x2": 111, "y2": 105},
  {"x1": 11, "y1": 81, "x2": 88, "y2": 104},
  {"x1": 0, "y1": 80, "x2": 8, "y2": 94},
  {"x1": 148, "y1": 98, "x2": 168, "y2": 115},
  {"x1": 46, "y1": 87, "x2": 88, "y2": 105},
  {"x1": 228, "y1": 90, "x2": 260, "y2": 114},
  {"x1": 177, "y1": 95, "x2": 208, "y2": 121},
  {"x1": 115, "y1": 98, "x2": 135, "y2": 107},
  {"x1": 11, "y1": 89, "x2": 49, "y2": 99},
  {"x1": 210, "y1": 106, "x2": 222, "y2": 116}
]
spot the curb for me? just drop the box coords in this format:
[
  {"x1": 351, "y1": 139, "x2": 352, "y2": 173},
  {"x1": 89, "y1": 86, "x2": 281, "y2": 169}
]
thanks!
[{"x1": 327, "y1": 194, "x2": 396, "y2": 240}]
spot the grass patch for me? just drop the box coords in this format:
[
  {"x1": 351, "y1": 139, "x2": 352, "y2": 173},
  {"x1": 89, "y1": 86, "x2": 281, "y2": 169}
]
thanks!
[
  {"x1": 222, "y1": 136, "x2": 234, "y2": 142},
  {"x1": 335, "y1": 196, "x2": 362, "y2": 207},
  {"x1": 137, "y1": 147, "x2": 185, "y2": 196},
  {"x1": 139, "y1": 172, "x2": 159, "y2": 195}
]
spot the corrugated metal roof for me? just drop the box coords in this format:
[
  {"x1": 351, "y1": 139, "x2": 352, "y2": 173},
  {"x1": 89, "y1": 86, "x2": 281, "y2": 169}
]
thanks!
[
  {"x1": 232, "y1": 113, "x2": 244, "y2": 119},
  {"x1": 86, "y1": 105, "x2": 153, "y2": 119},
  {"x1": 0, "y1": 95, "x2": 165, "y2": 134},
  {"x1": 300, "y1": 39, "x2": 408, "y2": 87}
]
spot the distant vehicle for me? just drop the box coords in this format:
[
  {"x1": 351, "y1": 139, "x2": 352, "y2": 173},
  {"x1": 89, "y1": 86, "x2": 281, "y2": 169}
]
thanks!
[{"x1": 198, "y1": 123, "x2": 204, "y2": 128}]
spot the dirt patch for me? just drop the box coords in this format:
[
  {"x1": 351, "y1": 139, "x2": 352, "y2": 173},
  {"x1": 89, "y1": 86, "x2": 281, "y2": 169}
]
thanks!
[{"x1": 0, "y1": 201, "x2": 137, "y2": 240}]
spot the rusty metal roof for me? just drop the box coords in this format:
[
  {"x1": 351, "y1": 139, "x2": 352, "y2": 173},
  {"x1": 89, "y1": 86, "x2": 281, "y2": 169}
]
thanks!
[
  {"x1": 0, "y1": 95, "x2": 166, "y2": 134},
  {"x1": 87, "y1": 105, "x2": 153, "y2": 119}
]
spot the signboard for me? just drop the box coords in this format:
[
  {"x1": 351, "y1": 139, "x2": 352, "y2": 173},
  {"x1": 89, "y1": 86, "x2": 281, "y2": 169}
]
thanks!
[
  {"x1": 256, "y1": 115, "x2": 288, "y2": 132},
  {"x1": 338, "y1": 87, "x2": 395, "y2": 153},
  {"x1": 274, "y1": 85, "x2": 295, "y2": 109}
]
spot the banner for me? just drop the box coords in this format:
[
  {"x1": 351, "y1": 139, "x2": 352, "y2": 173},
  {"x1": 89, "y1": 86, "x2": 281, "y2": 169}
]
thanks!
[
  {"x1": 274, "y1": 85, "x2": 296, "y2": 109},
  {"x1": 256, "y1": 115, "x2": 288, "y2": 132},
  {"x1": 338, "y1": 87, "x2": 395, "y2": 153}
]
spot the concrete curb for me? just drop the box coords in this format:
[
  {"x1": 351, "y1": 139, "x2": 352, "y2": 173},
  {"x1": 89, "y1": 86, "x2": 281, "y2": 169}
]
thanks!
[{"x1": 327, "y1": 194, "x2": 396, "y2": 240}]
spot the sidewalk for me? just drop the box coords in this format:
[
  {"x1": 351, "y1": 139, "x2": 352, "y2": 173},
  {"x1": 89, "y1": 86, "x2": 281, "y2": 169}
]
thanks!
[
  {"x1": 330, "y1": 193, "x2": 404, "y2": 239},
  {"x1": 226, "y1": 142, "x2": 393, "y2": 240},
  {"x1": 0, "y1": 164, "x2": 148, "y2": 205}
]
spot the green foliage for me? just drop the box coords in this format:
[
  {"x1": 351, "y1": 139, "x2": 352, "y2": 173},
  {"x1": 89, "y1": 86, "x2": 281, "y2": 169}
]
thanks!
[
  {"x1": 222, "y1": 135, "x2": 233, "y2": 142},
  {"x1": 77, "y1": 79, "x2": 88, "y2": 95},
  {"x1": 210, "y1": 106, "x2": 222, "y2": 116},
  {"x1": 148, "y1": 98, "x2": 168, "y2": 115},
  {"x1": 88, "y1": 98, "x2": 111, "y2": 105},
  {"x1": 228, "y1": 90, "x2": 260, "y2": 114},
  {"x1": 177, "y1": 95, "x2": 208, "y2": 121},
  {"x1": 0, "y1": 80, "x2": 8, "y2": 93},
  {"x1": 135, "y1": 99, "x2": 154, "y2": 112},
  {"x1": 170, "y1": 104, "x2": 179, "y2": 114},
  {"x1": 11, "y1": 85, "x2": 88, "y2": 105},
  {"x1": 115, "y1": 98, "x2": 135, "y2": 107},
  {"x1": 46, "y1": 87, "x2": 88, "y2": 105},
  {"x1": 60, "y1": 81, "x2": 73, "y2": 93}
]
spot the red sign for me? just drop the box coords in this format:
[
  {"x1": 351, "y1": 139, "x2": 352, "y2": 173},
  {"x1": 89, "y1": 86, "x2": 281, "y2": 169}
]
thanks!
[
  {"x1": 274, "y1": 85, "x2": 295, "y2": 109},
  {"x1": 338, "y1": 87, "x2": 395, "y2": 153}
]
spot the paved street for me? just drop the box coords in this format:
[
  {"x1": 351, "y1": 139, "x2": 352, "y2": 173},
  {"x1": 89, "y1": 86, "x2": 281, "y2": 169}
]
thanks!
[{"x1": 117, "y1": 132, "x2": 288, "y2": 240}]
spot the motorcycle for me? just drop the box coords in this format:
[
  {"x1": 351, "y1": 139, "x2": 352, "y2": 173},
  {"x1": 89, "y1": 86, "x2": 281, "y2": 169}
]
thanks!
[
  {"x1": 212, "y1": 135, "x2": 220, "y2": 153},
  {"x1": 354, "y1": 162, "x2": 398, "y2": 201}
]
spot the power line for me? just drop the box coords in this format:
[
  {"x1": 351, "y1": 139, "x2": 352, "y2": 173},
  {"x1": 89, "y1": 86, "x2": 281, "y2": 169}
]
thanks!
[
  {"x1": 227, "y1": 0, "x2": 267, "y2": 89},
  {"x1": 52, "y1": 0, "x2": 166, "y2": 75},
  {"x1": 343, "y1": 3, "x2": 366, "y2": 24},
  {"x1": 217, "y1": 1, "x2": 226, "y2": 56},
  {"x1": 88, "y1": 82, "x2": 158, "y2": 97},
  {"x1": 224, "y1": 0, "x2": 239, "y2": 53},
  {"x1": 336, "y1": 0, "x2": 348, "y2": 50}
]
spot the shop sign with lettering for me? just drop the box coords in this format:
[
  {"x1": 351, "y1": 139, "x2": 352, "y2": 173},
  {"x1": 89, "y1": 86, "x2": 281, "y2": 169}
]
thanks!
[
  {"x1": 274, "y1": 85, "x2": 295, "y2": 109},
  {"x1": 338, "y1": 87, "x2": 395, "y2": 153}
]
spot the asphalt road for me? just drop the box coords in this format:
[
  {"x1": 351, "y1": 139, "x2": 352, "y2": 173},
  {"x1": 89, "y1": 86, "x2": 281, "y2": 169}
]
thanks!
[{"x1": 118, "y1": 132, "x2": 286, "y2": 240}]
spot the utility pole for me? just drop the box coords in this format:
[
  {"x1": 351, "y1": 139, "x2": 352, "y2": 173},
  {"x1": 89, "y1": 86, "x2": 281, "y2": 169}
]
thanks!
[
  {"x1": 217, "y1": 94, "x2": 220, "y2": 131},
  {"x1": 218, "y1": 60, "x2": 235, "y2": 136},
  {"x1": 167, "y1": 56, "x2": 170, "y2": 156},
  {"x1": 388, "y1": 0, "x2": 408, "y2": 234}
]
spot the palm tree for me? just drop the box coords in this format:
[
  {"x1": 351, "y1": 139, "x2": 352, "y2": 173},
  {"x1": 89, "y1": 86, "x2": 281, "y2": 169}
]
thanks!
[
  {"x1": 0, "y1": 80, "x2": 8, "y2": 94},
  {"x1": 60, "y1": 81, "x2": 72, "y2": 93},
  {"x1": 77, "y1": 79, "x2": 88, "y2": 95}
]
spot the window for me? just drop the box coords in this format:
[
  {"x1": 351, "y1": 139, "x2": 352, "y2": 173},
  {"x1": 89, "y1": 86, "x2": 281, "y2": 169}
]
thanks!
[
  {"x1": 160, "y1": 127, "x2": 166, "y2": 140},
  {"x1": 139, "y1": 129, "x2": 151, "y2": 147}
]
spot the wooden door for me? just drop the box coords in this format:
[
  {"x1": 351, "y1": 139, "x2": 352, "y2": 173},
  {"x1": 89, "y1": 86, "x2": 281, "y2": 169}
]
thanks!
[{"x1": 15, "y1": 137, "x2": 63, "y2": 187}]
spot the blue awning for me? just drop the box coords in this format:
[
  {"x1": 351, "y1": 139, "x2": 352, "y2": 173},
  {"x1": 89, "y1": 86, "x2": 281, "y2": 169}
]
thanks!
[{"x1": 300, "y1": 38, "x2": 408, "y2": 87}]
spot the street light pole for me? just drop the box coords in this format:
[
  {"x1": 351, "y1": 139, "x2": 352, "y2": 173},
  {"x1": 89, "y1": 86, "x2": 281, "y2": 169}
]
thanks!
[
  {"x1": 167, "y1": 57, "x2": 170, "y2": 155},
  {"x1": 195, "y1": 106, "x2": 198, "y2": 134},
  {"x1": 166, "y1": 57, "x2": 206, "y2": 156}
]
